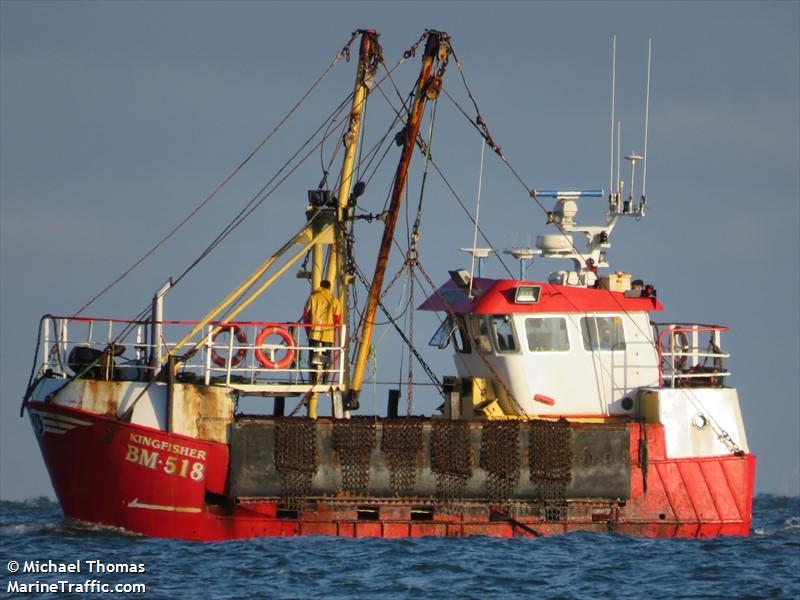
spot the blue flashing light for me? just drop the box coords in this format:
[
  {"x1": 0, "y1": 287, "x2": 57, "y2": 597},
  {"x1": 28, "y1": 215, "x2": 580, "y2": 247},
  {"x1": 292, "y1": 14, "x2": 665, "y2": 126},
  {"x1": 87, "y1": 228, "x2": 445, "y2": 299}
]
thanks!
[{"x1": 534, "y1": 189, "x2": 604, "y2": 199}]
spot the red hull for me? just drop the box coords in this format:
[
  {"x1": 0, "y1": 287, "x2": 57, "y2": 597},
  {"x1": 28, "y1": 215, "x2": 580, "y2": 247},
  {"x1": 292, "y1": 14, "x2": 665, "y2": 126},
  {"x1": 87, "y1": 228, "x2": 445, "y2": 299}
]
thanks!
[{"x1": 28, "y1": 401, "x2": 755, "y2": 541}]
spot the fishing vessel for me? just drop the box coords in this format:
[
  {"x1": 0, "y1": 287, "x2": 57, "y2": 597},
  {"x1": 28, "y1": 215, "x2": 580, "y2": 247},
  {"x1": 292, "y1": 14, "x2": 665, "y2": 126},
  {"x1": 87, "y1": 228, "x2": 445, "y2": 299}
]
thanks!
[{"x1": 23, "y1": 30, "x2": 755, "y2": 540}]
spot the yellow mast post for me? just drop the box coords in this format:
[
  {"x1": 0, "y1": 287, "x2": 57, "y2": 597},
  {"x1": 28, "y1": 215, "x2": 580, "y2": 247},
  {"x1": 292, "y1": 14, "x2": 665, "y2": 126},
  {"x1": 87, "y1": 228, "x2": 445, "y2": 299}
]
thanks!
[
  {"x1": 306, "y1": 30, "x2": 381, "y2": 416},
  {"x1": 325, "y1": 30, "x2": 380, "y2": 287},
  {"x1": 348, "y1": 31, "x2": 449, "y2": 409},
  {"x1": 166, "y1": 31, "x2": 385, "y2": 419}
]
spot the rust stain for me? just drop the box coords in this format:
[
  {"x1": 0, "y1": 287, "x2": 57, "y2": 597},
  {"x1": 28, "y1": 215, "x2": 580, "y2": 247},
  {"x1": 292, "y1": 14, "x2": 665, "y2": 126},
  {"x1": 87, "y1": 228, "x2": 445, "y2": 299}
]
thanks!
[
  {"x1": 173, "y1": 384, "x2": 233, "y2": 443},
  {"x1": 103, "y1": 422, "x2": 122, "y2": 445},
  {"x1": 80, "y1": 380, "x2": 120, "y2": 416}
]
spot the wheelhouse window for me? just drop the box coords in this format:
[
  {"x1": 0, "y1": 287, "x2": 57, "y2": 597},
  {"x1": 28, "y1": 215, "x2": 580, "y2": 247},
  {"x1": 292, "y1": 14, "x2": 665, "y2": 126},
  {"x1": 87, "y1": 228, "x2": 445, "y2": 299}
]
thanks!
[
  {"x1": 580, "y1": 316, "x2": 626, "y2": 351},
  {"x1": 429, "y1": 316, "x2": 471, "y2": 354},
  {"x1": 525, "y1": 317, "x2": 570, "y2": 352},
  {"x1": 490, "y1": 315, "x2": 519, "y2": 353},
  {"x1": 469, "y1": 316, "x2": 492, "y2": 353},
  {"x1": 429, "y1": 318, "x2": 455, "y2": 349}
]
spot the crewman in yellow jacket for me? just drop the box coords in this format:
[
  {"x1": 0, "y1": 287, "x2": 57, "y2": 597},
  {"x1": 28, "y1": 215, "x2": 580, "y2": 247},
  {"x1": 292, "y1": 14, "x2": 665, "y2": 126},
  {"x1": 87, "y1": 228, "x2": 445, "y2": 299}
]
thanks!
[{"x1": 302, "y1": 280, "x2": 341, "y2": 418}]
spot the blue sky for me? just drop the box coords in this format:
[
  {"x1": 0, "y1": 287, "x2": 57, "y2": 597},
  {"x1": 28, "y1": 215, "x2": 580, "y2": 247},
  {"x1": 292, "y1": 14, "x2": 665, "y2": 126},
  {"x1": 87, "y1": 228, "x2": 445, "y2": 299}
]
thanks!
[{"x1": 1, "y1": 1, "x2": 798, "y2": 499}]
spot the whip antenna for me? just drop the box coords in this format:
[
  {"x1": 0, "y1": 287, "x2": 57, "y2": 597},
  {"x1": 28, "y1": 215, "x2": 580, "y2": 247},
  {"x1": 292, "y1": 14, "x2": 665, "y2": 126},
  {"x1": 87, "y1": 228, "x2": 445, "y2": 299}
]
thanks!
[
  {"x1": 467, "y1": 139, "x2": 486, "y2": 298},
  {"x1": 616, "y1": 121, "x2": 622, "y2": 202},
  {"x1": 641, "y1": 37, "x2": 652, "y2": 208},
  {"x1": 609, "y1": 34, "x2": 617, "y2": 213}
]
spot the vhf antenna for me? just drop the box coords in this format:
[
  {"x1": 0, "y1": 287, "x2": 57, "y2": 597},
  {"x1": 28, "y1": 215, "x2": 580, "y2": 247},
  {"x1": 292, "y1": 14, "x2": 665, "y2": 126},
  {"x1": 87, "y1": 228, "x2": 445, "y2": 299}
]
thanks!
[
  {"x1": 608, "y1": 34, "x2": 617, "y2": 214},
  {"x1": 640, "y1": 37, "x2": 652, "y2": 215},
  {"x1": 608, "y1": 36, "x2": 653, "y2": 218}
]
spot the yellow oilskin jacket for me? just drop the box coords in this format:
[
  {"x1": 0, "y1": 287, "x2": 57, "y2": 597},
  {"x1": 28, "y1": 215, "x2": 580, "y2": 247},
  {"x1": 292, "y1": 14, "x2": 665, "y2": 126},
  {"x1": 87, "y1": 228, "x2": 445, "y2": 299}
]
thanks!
[{"x1": 303, "y1": 287, "x2": 342, "y2": 344}]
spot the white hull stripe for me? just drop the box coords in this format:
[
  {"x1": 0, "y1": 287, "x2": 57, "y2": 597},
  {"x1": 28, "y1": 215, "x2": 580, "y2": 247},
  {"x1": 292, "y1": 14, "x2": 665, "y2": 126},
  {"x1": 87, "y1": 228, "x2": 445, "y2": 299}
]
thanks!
[
  {"x1": 128, "y1": 499, "x2": 201, "y2": 514},
  {"x1": 37, "y1": 412, "x2": 92, "y2": 427},
  {"x1": 40, "y1": 419, "x2": 76, "y2": 434},
  {"x1": 41, "y1": 420, "x2": 72, "y2": 429},
  {"x1": 31, "y1": 409, "x2": 92, "y2": 435},
  {"x1": 43, "y1": 426, "x2": 69, "y2": 435}
]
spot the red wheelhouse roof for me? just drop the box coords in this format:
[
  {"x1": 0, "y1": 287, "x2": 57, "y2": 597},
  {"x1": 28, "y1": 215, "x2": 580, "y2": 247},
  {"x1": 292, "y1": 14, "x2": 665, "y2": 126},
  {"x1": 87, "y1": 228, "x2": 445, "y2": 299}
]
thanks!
[{"x1": 417, "y1": 278, "x2": 663, "y2": 314}]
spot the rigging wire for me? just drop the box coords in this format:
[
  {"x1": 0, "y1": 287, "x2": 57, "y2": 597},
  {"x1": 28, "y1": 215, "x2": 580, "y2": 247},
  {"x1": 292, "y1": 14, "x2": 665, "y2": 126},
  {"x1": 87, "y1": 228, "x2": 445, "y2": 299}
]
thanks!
[
  {"x1": 171, "y1": 97, "x2": 354, "y2": 288},
  {"x1": 72, "y1": 33, "x2": 359, "y2": 318},
  {"x1": 442, "y1": 41, "x2": 740, "y2": 452},
  {"x1": 184, "y1": 37, "x2": 423, "y2": 306},
  {"x1": 371, "y1": 69, "x2": 515, "y2": 278},
  {"x1": 351, "y1": 258, "x2": 443, "y2": 396},
  {"x1": 56, "y1": 30, "x2": 738, "y2": 449}
]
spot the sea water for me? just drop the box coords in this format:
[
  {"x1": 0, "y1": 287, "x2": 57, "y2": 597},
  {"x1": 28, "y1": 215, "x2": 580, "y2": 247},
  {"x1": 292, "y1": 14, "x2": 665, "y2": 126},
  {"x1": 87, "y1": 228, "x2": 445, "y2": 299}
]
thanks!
[{"x1": 1, "y1": 496, "x2": 798, "y2": 599}]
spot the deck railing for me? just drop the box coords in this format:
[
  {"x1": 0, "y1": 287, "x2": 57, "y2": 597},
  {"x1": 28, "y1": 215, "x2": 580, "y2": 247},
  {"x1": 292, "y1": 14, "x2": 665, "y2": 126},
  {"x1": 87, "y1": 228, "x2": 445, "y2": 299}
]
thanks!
[
  {"x1": 653, "y1": 322, "x2": 731, "y2": 388},
  {"x1": 36, "y1": 315, "x2": 346, "y2": 394}
]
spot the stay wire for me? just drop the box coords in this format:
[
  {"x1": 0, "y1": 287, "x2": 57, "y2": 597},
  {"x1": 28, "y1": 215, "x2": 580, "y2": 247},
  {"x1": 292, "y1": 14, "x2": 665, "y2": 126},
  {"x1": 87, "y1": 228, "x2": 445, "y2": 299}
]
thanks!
[
  {"x1": 171, "y1": 98, "x2": 353, "y2": 288},
  {"x1": 372, "y1": 70, "x2": 515, "y2": 279},
  {"x1": 446, "y1": 45, "x2": 739, "y2": 449},
  {"x1": 351, "y1": 258, "x2": 443, "y2": 396},
  {"x1": 72, "y1": 34, "x2": 357, "y2": 318}
]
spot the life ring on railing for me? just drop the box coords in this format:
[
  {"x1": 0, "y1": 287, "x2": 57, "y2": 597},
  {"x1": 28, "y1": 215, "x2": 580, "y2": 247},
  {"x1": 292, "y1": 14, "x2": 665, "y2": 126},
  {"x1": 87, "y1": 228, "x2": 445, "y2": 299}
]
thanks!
[
  {"x1": 211, "y1": 326, "x2": 248, "y2": 368},
  {"x1": 255, "y1": 325, "x2": 295, "y2": 369},
  {"x1": 672, "y1": 331, "x2": 690, "y2": 372}
]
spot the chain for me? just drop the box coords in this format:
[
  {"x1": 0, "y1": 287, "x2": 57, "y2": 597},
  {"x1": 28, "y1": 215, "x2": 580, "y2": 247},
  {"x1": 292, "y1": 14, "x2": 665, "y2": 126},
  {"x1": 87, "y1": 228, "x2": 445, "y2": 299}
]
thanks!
[
  {"x1": 528, "y1": 418, "x2": 572, "y2": 521},
  {"x1": 332, "y1": 416, "x2": 376, "y2": 496},
  {"x1": 431, "y1": 419, "x2": 472, "y2": 511},
  {"x1": 274, "y1": 418, "x2": 318, "y2": 510},
  {"x1": 402, "y1": 30, "x2": 430, "y2": 61},
  {"x1": 415, "y1": 259, "x2": 525, "y2": 414},
  {"x1": 480, "y1": 420, "x2": 521, "y2": 505},
  {"x1": 406, "y1": 270, "x2": 415, "y2": 415},
  {"x1": 380, "y1": 262, "x2": 409, "y2": 301},
  {"x1": 352, "y1": 262, "x2": 443, "y2": 395},
  {"x1": 338, "y1": 30, "x2": 360, "y2": 63},
  {"x1": 381, "y1": 418, "x2": 425, "y2": 496}
]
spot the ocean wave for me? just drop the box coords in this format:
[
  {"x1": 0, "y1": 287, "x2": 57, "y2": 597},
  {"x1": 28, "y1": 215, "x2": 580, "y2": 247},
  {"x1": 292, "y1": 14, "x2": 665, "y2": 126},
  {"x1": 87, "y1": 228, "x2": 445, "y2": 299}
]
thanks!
[
  {"x1": 61, "y1": 518, "x2": 142, "y2": 538},
  {"x1": 0, "y1": 516, "x2": 138, "y2": 539},
  {"x1": 0, "y1": 521, "x2": 63, "y2": 537},
  {"x1": 0, "y1": 496, "x2": 58, "y2": 509},
  {"x1": 782, "y1": 516, "x2": 800, "y2": 534}
]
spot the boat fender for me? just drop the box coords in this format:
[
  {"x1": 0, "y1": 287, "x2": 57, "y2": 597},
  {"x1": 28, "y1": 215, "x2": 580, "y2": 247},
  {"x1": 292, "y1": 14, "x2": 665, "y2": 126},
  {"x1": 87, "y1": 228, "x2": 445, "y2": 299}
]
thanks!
[
  {"x1": 211, "y1": 326, "x2": 248, "y2": 368},
  {"x1": 533, "y1": 394, "x2": 556, "y2": 406},
  {"x1": 255, "y1": 326, "x2": 295, "y2": 369}
]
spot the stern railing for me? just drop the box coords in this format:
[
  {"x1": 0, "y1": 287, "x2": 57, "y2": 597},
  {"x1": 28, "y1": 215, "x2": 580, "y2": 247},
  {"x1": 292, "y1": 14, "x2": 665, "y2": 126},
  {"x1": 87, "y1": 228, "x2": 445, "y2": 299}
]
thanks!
[
  {"x1": 35, "y1": 315, "x2": 346, "y2": 394},
  {"x1": 653, "y1": 322, "x2": 731, "y2": 388}
]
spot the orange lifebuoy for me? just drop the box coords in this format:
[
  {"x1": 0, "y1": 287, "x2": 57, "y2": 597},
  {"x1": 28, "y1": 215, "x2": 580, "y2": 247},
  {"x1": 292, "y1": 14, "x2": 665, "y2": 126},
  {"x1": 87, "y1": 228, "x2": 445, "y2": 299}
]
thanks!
[
  {"x1": 255, "y1": 326, "x2": 296, "y2": 369},
  {"x1": 211, "y1": 326, "x2": 248, "y2": 368}
]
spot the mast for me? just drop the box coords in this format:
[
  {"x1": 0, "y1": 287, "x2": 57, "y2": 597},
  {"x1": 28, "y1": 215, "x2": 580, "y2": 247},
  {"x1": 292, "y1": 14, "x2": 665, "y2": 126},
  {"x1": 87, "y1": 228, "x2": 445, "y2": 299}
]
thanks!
[
  {"x1": 307, "y1": 29, "x2": 381, "y2": 418},
  {"x1": 326, "y1": 29, "x2": 380, "y2": 393},
  {"x1": 169, "y1": 32, "x2": 381, "y2": 403},
  {"x1": 348, "y1": 30, "x2": 449, "y2": 408},
  {"x1": 315, "y1": 30, "x2": 381, "y2": 289}
]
